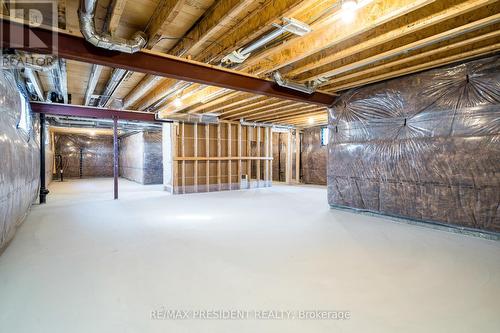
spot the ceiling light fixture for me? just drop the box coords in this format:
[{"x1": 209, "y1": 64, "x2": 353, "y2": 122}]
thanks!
[
  {"x1": 308, "y1": 117, "x2": 315, "y2": 125},
  {"x1": 173, "y1": 97, "x2": 183, "y2": 108},
  {"x1": 341, "y1": 0, "x2": 358, "y2": 23}
]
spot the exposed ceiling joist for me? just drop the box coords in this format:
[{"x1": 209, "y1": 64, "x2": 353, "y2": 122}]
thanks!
[
  {"x1": 322, "y1": 28, "x2": 500, "y2": 88},
  {"x1": 104, "y1": 0, "x2": 127, "y2": 34},
  {"x1": 288, "y1": 0, "x2": 496, "y2": 78},
  {"x1": 326, "y1": 43, "x2": 500, "y2": 92},
  {"x1": 145, "y1": 0, "x2": 187, "y2": 48},
  {"x1": 307, "y1": 12, "x2": 500, "y2": 83},
  {"x1": 244, "y1": 0, "x2": 434, "y2": 76}
]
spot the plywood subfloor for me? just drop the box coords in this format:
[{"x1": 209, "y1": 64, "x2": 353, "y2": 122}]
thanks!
[{"x1": 0, "y1": 178, "x2": 499, "y2": 332}]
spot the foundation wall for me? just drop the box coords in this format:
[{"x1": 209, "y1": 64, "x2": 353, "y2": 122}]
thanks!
[
  {"x1": 0, "y1": 71, "x2": 39, "y2": 252},
  {"x1": 327, "y1": 55, "x2": 500, "y2": 233},
  {"x1": 54, "y1": 134, "x2": 114, "y2": 178}
]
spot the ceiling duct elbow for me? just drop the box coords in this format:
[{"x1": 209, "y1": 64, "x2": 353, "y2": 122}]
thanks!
[
  {"x1": 273, "y1": 71, "x2": 316, "y2": 94},
  {"x1": 78, "y1": 0, "x2": 147, "y2": 53}
]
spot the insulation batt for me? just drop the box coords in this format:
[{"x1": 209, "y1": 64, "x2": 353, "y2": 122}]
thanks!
[
  {"x1": 328, "y1": 55, "x2": 500, "y2": 233},
  {"x1": 0, "y1": 70, "x2": 40, "y2": 252}
]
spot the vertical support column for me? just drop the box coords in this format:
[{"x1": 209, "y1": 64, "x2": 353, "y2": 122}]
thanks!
[
  {"x1": 193, "y1": 123, "x2": 198, "y2": 193},
  {"x1": 246, "y1": 126, "x2": 252, "y2": 188},
  {"x1": 269, "y1": 128, "x2": 273, "y2": 185},
  {"x1": 181, "y1": 122, "x2": 186, "y2": 194},
  {"x1": 285, "y1": 130, "x2": 292, "y2": 184},
  {"x1": 237, "y1": 124, "x2": 242, "y2": 189},
  {"x1": 256, "y1": 127, "x2": 261, "y2": 187},
  {"x1": 39, "y1": 113, "x2": 49, "y2": 204},
  {"x1": 113, "y1": 116, "x2": 118, "y2": 199},
  {"x1": 227, "y1": 123, "x2": 232, "y2": 190},
  {"x1": 162, "y1": 122, "x2": 175, "y2": 194},
  {"x1": 295, "y1": 130, "x2": 300, "y2": 183},
  {"x1": 217, "y1": 123, "x2": 221, "y2": 191},
  {"x1": 205, "y1": 124, "x2": 210, "y2": 192},
  {"x1": 264, "y1": 127, "x2": 269, "y2": 187}
]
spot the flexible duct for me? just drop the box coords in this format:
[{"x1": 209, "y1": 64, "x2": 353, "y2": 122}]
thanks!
[{"x1": 78, "y1": 0, "x2": 147, "y2": 53}]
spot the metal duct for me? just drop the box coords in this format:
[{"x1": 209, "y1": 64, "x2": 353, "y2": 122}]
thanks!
[
  {"x1": 78, "y1": 0, "x2": 147, "y2": 53},
  {"x1": 23, "y1": 68, "x2": 45, "y2": 101},
  {"x1": 239, "y1": 119, "x2": 295, "y2": 130},
  {"x1": 159, "y1": 113, "x2": 219, "y2": 124},
  {"x1": 97, "y1": 68, "x2": 127, "y2": 107},
  {"x1": 221, "y1": 18, "x2": 311, "y2": 65},
  {"x1": 50, "y1": 59, "x2": 68, "y2": 104},
  {"x1": 273, "y1": 71, "x2": 316, "y2": 94},
  {"x1": 84, "y1": 64, "x2": 103, "y2": 106}
]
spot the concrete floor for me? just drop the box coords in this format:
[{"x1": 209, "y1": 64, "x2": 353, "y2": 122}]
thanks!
[{"x1": 0, "y1": 178, "x2": 499, "y2": 333}]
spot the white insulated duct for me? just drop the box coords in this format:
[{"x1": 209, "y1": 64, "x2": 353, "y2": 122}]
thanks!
[{"x1": 79, "y1": 0, "x2": 147, "y2": 53}]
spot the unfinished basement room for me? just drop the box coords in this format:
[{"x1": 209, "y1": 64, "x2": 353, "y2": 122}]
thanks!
[{"x1": 0, "y1": 0, "x2": 499, "y2": 332}]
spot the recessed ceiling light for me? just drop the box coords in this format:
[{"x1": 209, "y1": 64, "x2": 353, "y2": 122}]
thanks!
[
  {"x1": 173, "y1": 97, "x2": 183, "y2": 108},
  {"x1": 341, "y1": 0, "x2": 358, "y2": 23}
]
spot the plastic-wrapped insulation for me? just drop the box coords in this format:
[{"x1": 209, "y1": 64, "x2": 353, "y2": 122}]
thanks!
[
  {"x1": 0, "y1": 70, "x2": 40, "y2": 253},
  {"x1": 327, "y1": 55, "x2": 500, "y2": 233}
]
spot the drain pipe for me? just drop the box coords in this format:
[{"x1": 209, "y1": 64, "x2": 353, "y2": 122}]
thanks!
[
  {"x1": 39, "y1": 113, "x2": 50, "y2": 204},
  {"x1": 78, "y1": 0, "x2": 147, "y2": 53}
]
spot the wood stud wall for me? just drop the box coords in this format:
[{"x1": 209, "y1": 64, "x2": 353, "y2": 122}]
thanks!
[{"x1": 172, "y1": 122, "x2": 274, "y2": 194}]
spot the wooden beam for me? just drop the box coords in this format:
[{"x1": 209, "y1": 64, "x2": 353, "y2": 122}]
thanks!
[
  {"x1": 185, "y1": 91, "x2": 239, "y2": 114},
  {"x1": 2, "y1": 19, "x2": 335, "y2": 106},
  {"x1": 254, "y1": 107, "x2": 325, "y2": 122},
  {"x1": 104, "y1": 0, "x2": 127, "y2": 35},
  {"x1": 218, "y1": 97, "x2": 280, "y2": 116},
  {"x1": 224, "y1": 100, "x2": 292, "y2": 119},
  {"x1": 244, "y1": 104, "x2": 318, "y2": 120},
  {"x1": 145, "y1": 0, "x2": 186, "y2": 48},
  {"x1": 306, "y1": 13, "x2": 500, "y2": 83},
  {"x1": 326, "y1": 43, "x2": 500, "y2": 92},
  {"x1": 288, "y1": 0, "x2": 496, "y2": 78},
  {"x1": 244, "y1": 0, "x2": 434, "y2": 76},
  {"x1": 169, "y1": 0, "x2": 254, "y2": 57},
  {"x1": 321, "y1": 29, "x2": 500, "y2": 89},
  {"x1": 200, "y1": 94, "x2": 262, "y2": 114},
  {"x1": 195, "y1": 0, "x2": 306, "y2": 63}
]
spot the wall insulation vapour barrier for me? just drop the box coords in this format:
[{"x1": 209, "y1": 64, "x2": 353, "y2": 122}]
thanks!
[
  {"x1": 54, "y1": 131, "x2": 163, "y2": 185},
  {"x1": 328, "y1": 55, "x2": 500, "y2": 234},
  {"x1": 301, "y1": 127, "x2": 327, "y2": 185},
  {"x1": 0, "y1": 71, "x2": 40, "y2": 252}
]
